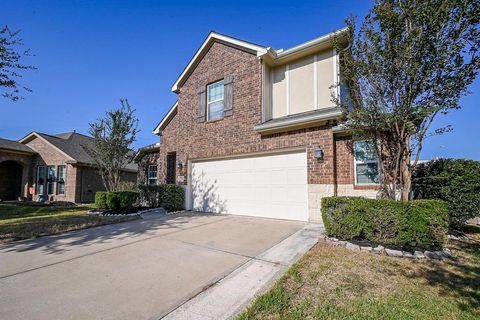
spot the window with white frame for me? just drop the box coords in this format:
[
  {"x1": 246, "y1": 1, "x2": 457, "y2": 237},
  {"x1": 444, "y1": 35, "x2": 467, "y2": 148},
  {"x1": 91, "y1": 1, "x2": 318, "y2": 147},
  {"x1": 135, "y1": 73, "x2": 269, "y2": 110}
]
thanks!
[
  {"x1": 354, "y1": 140, "x2": 380, "y2": 185},
  {"x1": 147, "y1": 165, "x2": 157, "y2": 185},
  {"x1": 57, "y1": 165, "x2": 66, "y2": 195},
  {"x1": 207, "y1": 80, "x2": 224, "y2": 121},
  {"x1": 47, "y1": 166, "x2": 55, "y2": 195},
  {"x1": 36, "y1": 166, "x2": 46, "y2": 195}
]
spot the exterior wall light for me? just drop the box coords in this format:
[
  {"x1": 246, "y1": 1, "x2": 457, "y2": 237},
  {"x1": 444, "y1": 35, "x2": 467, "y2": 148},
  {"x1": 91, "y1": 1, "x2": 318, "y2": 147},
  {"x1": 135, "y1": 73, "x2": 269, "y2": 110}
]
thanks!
[
  {"x1": 314, "y1": 147, "x2": 324, "y2": 160},
  {"x1": 177, "y1": 160, "x2": 183, "y2": 169}
]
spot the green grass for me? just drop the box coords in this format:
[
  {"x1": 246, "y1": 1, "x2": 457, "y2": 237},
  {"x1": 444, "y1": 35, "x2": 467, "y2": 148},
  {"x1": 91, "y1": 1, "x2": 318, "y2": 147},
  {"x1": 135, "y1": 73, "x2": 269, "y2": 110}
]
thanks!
[
  {"x1": 0, "y1": 203, "x2": 138, "y2": 243},
  {"x1": 238, "y1": 225, "x2": 480, "y2": 320}
]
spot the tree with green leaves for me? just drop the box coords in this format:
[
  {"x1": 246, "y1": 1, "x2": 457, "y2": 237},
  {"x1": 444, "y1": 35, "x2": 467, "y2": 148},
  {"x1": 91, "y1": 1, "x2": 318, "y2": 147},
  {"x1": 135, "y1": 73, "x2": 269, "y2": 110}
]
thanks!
[
  {"x1": 85, "y1": 99, "x2": 140, "y2": 192},
  {"x1": 0, "y1": 25, "x2": 35, "y2": 101},
  {"x1": 334, "y1": 0, "x2": 480, "y2": 201}
]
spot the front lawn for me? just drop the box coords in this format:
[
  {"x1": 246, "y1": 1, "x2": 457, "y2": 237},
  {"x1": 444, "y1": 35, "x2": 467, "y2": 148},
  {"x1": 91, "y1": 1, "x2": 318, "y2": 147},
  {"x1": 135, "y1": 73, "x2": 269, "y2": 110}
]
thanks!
[
  {"x1": 239, "y1": 225, "x2": 480, "y2": 320},
  {"x1": 0, "y1": 203, "x2": 139, "y2": 243}
]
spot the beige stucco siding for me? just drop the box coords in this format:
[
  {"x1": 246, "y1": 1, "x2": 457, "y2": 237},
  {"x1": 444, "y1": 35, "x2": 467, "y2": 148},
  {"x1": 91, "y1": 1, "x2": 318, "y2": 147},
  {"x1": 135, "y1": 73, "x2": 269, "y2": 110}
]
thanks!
[
  {"x1": 262, "y1": 63, "x2": 272, "y2": 121},
  {"x1": 289, "y1": 56, "x2": 315, "y2": 114},
  {"x1": 271, "y1": 65, "x2": 287, "y2": 118},
  {"x1": 268, "y1": 49, "x2": 337, "y2": 119},
  {"x1": 316, "y1": 50, "x2": 336, "y2": 109}
]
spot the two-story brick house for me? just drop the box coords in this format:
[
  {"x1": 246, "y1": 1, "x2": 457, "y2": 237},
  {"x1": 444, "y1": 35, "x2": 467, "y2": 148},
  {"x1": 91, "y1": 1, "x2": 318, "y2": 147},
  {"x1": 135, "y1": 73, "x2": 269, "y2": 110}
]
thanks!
[{"x1": 152, "y1": 29, "x2": 380, "y2": 222}]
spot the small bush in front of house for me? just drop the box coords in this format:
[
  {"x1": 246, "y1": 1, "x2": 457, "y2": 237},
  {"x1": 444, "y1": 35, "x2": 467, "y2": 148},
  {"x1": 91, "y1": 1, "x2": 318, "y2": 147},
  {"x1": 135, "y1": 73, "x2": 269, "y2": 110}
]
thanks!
[
  {"x1": 117, "y1": 191, "x2": 139, "y2": 209},
  {"x1": 321, "y1": 197, "x2": 448, "y2": 248},
  {"x1": 106, "y1": 192, "x2": 121, "y2": 211},
  {"x1": 137, "y1": 184, "x2": 185, "y2": 211},
  {"x1": 138, "y1": 185, "x2": 161, "y2": 207},
  {"x1": 412, "y1": 158, "x2": 480, "y2": 228},
  {"x1": 159, "y1": 184, "x2": 185, "y2": 212},
  {"x1": 95, "y1": 192, "x2": 108, "y2": 209}
]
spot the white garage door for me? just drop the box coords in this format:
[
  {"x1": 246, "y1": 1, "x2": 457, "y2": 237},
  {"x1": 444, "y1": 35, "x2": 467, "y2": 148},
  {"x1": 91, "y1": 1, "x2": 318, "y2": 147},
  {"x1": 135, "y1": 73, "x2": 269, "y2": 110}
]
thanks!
[{"x1": 189, "y1": 151, "x2": 308, "y2": 221}]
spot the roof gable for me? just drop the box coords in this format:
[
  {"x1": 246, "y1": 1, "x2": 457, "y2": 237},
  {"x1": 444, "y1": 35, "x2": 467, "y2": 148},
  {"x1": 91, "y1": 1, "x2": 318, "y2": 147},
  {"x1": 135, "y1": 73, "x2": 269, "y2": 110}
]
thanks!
[
  {"x1": 153, "y1": 101, "x2": 178, "y2": 135},
  {"x1": 171, "y1": 32, "x2": 268, "y2": 93},
  {"x1": 0, "y1": 137, "x2": 36, "y2": 154},
  {"x1": 171, "y1": 28, "x2": 348, "y2": 93},
  {"x1": 19, "y1": 131, "x2": 137, "y2": 172}
]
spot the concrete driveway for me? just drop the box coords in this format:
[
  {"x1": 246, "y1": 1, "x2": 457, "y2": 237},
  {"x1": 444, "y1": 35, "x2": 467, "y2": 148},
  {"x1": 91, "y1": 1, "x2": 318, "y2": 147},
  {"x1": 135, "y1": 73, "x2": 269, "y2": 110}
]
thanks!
[{"x1": 0, "y1": 212, "x2": 305, "y2": 320}]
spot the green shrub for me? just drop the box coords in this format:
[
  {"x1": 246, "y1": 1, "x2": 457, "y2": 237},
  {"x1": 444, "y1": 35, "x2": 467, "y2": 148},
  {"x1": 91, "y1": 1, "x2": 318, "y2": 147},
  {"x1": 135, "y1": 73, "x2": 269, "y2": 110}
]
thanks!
[
  {"x1": 321, "y1": 197, "x2": 448, "y2": 248},
  {"x1": 412, "y1": 158, "x2": 480, "y2": 228},
  {"x1": 159, "y1": 184, "x2": 185, "y2": 212},
  {"x1": 117, "y1": 191, "x2": 139, "y2": 209},
  {"x1": 95, "y1": 192, "x2": 108, "y2": 209},
  {"x1": 138, "y1": 185, "x2": 161, "y2": 207},
  {"x1": 106, "y1": 192, "x2": 121, "y2": 211},
  {"x1": 138, "y1": 184, "x2": 185, "y2": 211}
]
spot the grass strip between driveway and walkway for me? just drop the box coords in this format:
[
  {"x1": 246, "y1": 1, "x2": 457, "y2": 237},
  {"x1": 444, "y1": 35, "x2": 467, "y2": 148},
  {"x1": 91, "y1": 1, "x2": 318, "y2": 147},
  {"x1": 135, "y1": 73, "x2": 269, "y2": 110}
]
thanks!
[
  {"x1": 0, "y1": 203, "x2": 138, "y2": 243},
  {"x1": 239, "y1": 225, "x2": 480, "y2": 320}
]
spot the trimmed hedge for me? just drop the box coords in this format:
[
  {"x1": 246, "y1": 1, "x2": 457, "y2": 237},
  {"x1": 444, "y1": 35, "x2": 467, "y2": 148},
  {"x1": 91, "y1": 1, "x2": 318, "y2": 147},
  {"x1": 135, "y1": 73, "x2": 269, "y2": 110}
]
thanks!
[
  {"x1": 95, "y1": 191, "x2": 139, "y2": 211},
  {"x1": 138, "y1": 185, "x2": 161, "y2": 208},
  {"x1": 412, "y1": 158, "x2": 480, "y2": 228},
  {"x1": 138, "y1": 184, "x2": 185, "y2": 212},
  {"x1": 118, "y1": 191, "x2": 139, "y2": 209},
  {"x1": 95, "y1": 192, "x2": 108, "y2": 209},
  {"x1": 106, "y1": 192, "x2": 121, "y2": 211},
  {"x1": 160, "y1": 184, "x2": 185, "y2": 212},
  {"x1": 321, "y1": 197, "x2": 448, "y2": 248}
]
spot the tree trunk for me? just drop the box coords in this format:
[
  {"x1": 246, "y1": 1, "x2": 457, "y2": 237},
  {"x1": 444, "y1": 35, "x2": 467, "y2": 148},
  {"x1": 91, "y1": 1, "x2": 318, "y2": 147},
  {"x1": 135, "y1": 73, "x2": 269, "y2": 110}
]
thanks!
[
  {"x1": 400, "y1": 151, "x2": 412, "y2": 201},
  {"x1": 402, "y1": 170, "x2": 411, "y2": 201}
]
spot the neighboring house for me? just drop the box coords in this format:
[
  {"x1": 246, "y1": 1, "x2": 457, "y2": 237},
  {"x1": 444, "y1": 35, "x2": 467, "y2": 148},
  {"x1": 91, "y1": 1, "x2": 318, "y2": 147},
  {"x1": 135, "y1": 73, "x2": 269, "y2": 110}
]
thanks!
[
  {"x1": 134, "y1": 142, "x2": 160, "y2": 185},
  {"x1": 151, "y1": 28, "x2": 380, "y2": 223},
  {"x1": 0, "y1": 132, "x2": 137, "y2": 203}
]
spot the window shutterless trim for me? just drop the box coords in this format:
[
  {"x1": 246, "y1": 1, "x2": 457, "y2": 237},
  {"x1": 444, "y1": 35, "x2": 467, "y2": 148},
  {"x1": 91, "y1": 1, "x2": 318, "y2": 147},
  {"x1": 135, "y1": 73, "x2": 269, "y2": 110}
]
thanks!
[
  {"x1": 46, "y1": 165, "x2": 56, "y2": 195},
  {"x1": 36, "y1": 165, "x2": 46, "y2": 195},
  {"x1": 353, "y1": 140, "x2": 380, "y2": 186},
  {"x1": 147, "y1": 164, "x2": 158, "y2": 185},
  {"x1": 56, "y1": 165, "x2": 66, "y2": 195}
]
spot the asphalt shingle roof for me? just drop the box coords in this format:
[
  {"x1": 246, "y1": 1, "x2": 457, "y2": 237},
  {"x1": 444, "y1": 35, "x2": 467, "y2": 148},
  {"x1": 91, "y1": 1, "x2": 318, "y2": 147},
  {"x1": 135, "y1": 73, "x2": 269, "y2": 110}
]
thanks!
[
  {"x1": 0, "y1": 138, "x2": 36, "y2": 154},
  {"x1": 35, "y1": 132, "x2": 138, "y2": 172}
]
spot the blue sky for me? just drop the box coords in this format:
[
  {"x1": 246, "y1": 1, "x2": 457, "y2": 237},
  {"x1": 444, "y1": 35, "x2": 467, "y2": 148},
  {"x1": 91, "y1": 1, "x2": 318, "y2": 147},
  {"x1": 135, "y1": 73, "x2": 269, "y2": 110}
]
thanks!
[{"x1": 1, "y1": 0, "x2": 479, "y2": 159}]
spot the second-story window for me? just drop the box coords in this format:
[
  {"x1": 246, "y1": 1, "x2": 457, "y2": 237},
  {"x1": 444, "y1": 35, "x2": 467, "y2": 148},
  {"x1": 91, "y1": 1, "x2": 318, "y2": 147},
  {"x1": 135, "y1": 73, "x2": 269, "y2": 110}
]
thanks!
[{"x1": 207, "y1": 80, "x2": 224, "y2": 121}]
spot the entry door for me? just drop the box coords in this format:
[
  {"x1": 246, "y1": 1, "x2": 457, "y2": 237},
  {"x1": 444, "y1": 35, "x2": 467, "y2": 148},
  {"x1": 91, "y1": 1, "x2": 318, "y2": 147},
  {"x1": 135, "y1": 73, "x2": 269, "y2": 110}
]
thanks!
[
  {"x1": 166, "y1": 153, "x2": 176, "y2": 184},
  {"x1": 190, "y1": 151, "x2": 308, "y2": 221}
]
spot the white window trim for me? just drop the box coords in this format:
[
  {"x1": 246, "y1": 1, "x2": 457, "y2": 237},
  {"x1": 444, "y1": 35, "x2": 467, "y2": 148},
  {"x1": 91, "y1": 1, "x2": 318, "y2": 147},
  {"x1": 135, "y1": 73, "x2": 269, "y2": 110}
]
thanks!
[
  {"x1": 57, "y1": 165, "x2": 67, "y2": 195},
  {"x1": 36, "y1": 165, "x2": 45, "y2": 195},
  {"x1": 353, "y1": 140, "x2": 380, "y2": 186},
  {"x1": 46, "y1": 165, "x2": 56, "y2": 195},
  {"x1": 147, "y1": 164, "x2": 158, "y2": 185},
  {"x1": 206, "y1": 80, "x2": 225, "y2": 121}
]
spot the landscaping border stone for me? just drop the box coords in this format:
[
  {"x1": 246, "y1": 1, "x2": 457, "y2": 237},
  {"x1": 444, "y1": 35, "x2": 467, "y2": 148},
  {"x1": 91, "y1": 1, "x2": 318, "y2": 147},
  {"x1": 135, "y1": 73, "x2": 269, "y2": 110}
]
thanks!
[{"x1": 319, "y1": 235, "x2": 456, "y2": 261}]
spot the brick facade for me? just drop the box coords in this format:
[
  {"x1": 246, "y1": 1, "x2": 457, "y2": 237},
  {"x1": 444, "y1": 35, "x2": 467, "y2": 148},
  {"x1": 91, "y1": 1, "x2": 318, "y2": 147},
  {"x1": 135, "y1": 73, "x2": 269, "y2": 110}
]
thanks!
[
  {"x1": 156, "y1": 41, "x2": 377, "y2": 221},
  {"x1": 137, "y1": 151, "x2": 160, "y2": 185},
  {"x1": 25, "y1": 136, "x2": 79, "y2": 202},
  {"x1": 159, "y1": 42, "x2": 336, "y2": 185},
  {"x1": 0, "y1": 134, "x2": 137, "y2": 203},
  {"x1": 0, "y1": 151, "x2": 32, "y2": 200}
]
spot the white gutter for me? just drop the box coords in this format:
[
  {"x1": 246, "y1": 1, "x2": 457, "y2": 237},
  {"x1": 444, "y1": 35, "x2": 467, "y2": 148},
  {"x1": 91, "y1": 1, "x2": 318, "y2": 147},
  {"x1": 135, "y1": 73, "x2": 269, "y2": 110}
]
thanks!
[{"x1": 153, "y1": 101, "x2": 178, "y2": 135}]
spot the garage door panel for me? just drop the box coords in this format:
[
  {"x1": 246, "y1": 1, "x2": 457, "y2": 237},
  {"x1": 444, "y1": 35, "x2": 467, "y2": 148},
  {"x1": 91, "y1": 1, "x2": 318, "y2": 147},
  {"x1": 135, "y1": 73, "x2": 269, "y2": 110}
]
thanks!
[{"x1": 190, "y1": 151, "x2": 308, "y2": 221}]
